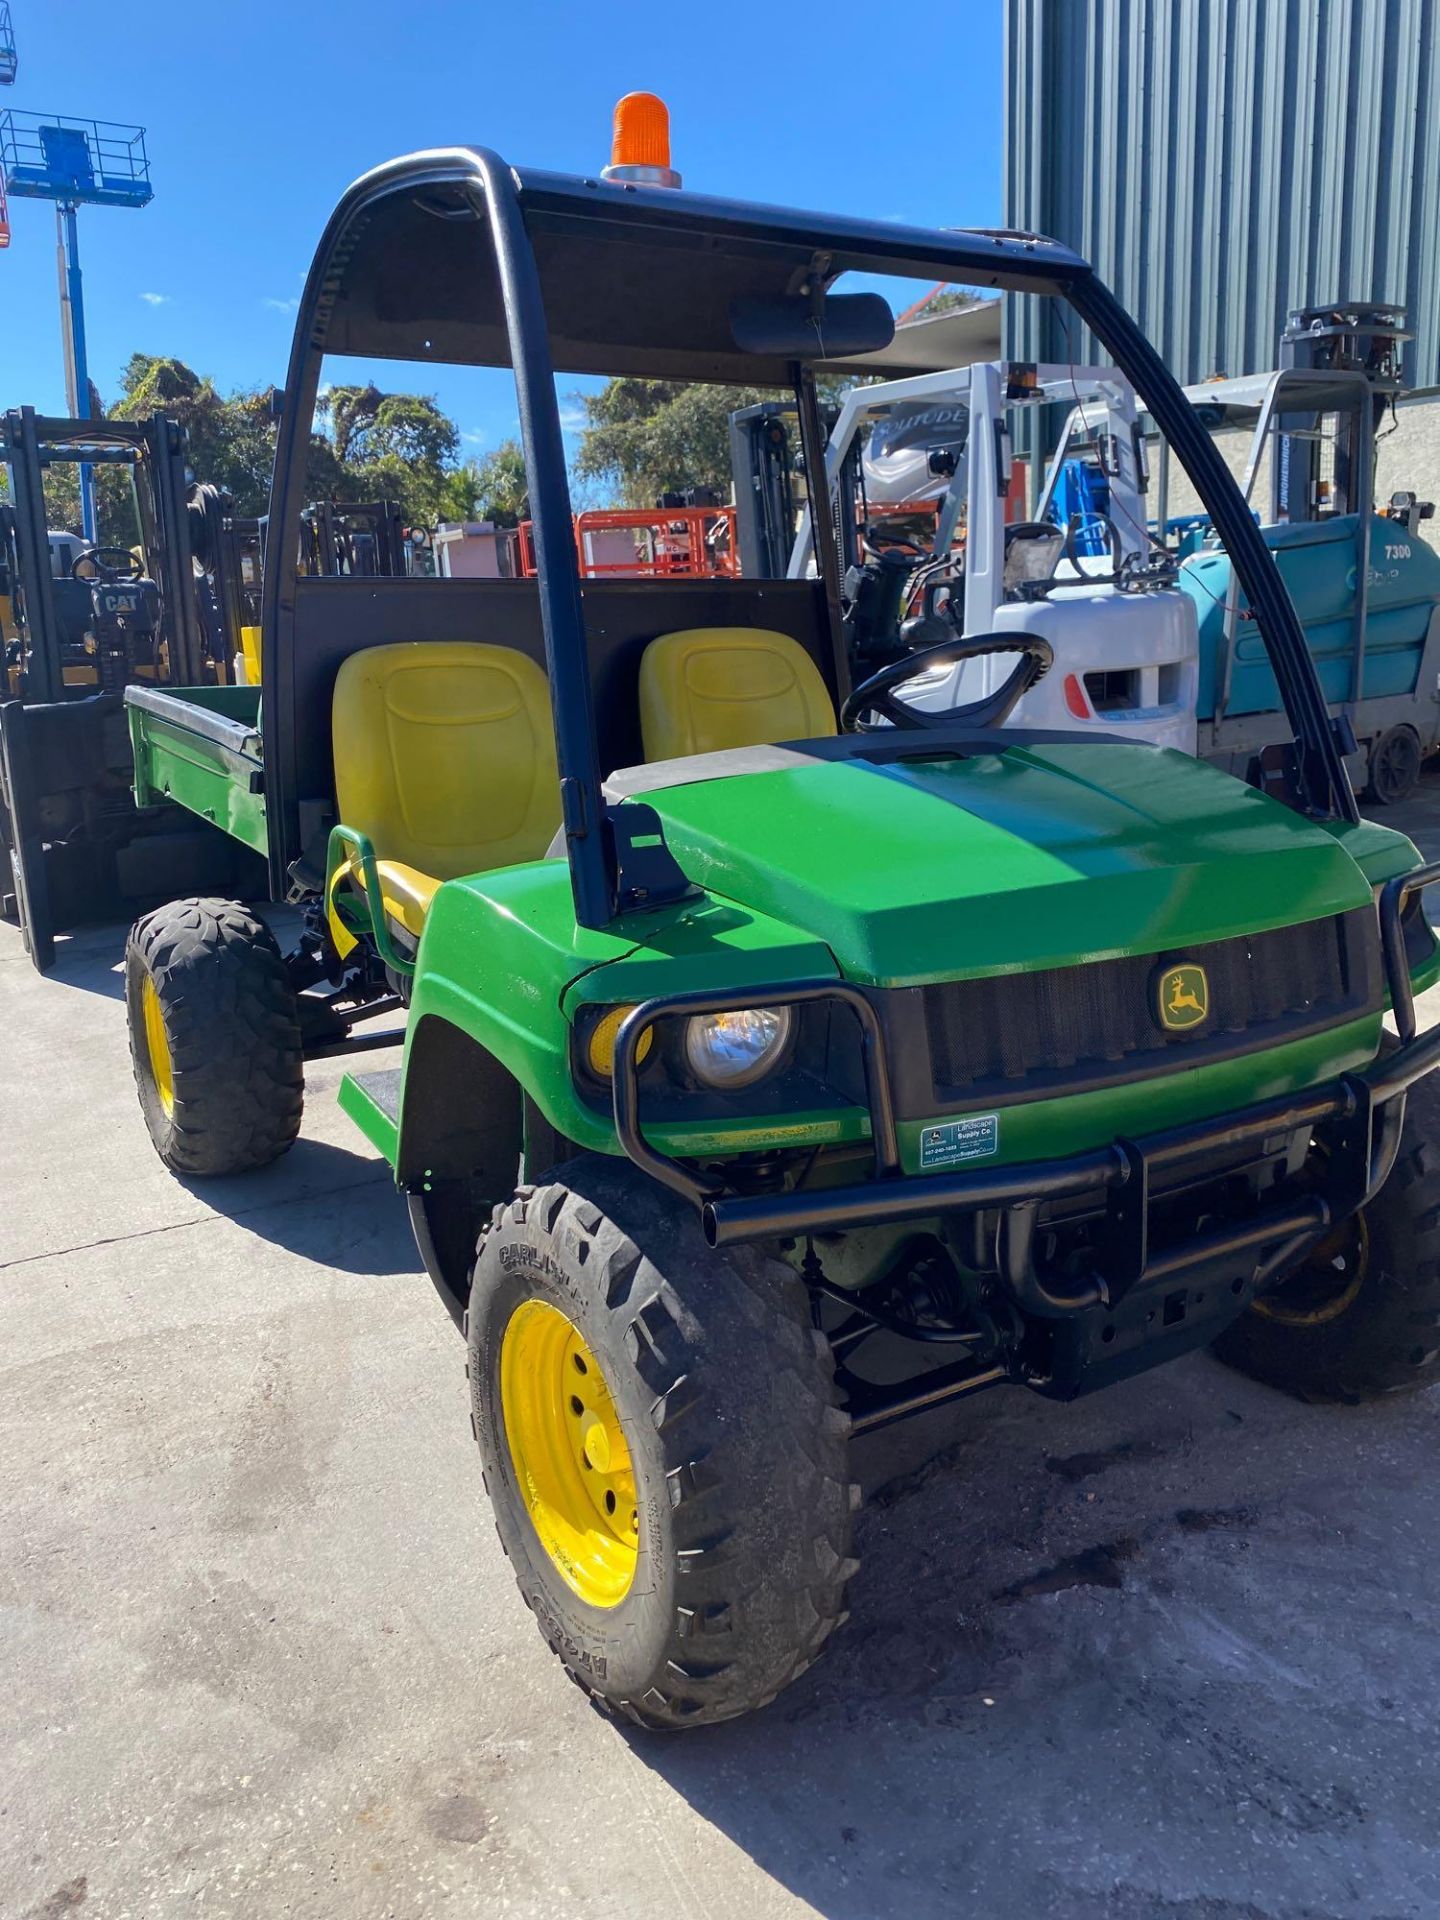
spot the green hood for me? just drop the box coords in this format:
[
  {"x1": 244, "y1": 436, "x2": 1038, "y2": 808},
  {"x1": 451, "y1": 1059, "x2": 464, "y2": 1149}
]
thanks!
[{"x1": 630, "y1": 742, "x2": 1375, "y2": 988}]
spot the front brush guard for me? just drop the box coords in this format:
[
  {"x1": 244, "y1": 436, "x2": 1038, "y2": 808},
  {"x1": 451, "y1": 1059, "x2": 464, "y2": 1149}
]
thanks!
[{"x1": 609, "y1": 862, "x2": 1440, "y2": 1313}]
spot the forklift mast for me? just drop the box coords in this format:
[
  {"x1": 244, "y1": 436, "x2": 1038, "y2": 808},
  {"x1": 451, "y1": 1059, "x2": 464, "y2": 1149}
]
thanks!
[
  {"x1": 185, "y1": 482, "x2": 234, "y2": 677},
  {"x1": 1274, "y1": 302, "x2": 1410, "y2": 523},
  {"x1": 0, "y1": 408, "x2": 260, "y2": 969},
  {"x1": 729, "y1": 403, "x2": 796, "y2": 578},
  {"x1": 218, "y1": 514, "x2": 265, "y2": 634},
  {"x1": 300, "y1": 499, "x2": 407, "y2": 577},
  {"x1": 1, "y1": 407, "x2": 207, "y2": 699},
  {"x1": 728, "y1": 400, "x2": 861, "y2": 579}
]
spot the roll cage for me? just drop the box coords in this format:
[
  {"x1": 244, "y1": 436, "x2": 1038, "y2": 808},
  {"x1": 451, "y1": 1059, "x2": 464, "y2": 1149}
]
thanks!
[{"x1": 261, "y1": 147, "x2": 1358, "y2": 930}]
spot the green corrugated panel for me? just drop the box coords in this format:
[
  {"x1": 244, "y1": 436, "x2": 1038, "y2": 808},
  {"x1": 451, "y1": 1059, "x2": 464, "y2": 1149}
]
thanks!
[{"x1": 1005, "y1": 0, "x2": 1440, "y2": 389}]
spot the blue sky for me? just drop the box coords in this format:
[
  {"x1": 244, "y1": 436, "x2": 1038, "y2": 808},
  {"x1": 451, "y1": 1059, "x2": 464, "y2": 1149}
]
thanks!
[{"x1": 2, "y1": 0, "x2": 1004, "y2": 461}]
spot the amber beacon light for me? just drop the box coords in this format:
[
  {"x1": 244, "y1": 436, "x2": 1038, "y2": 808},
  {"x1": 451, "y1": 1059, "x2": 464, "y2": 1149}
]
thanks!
[{"x1": 601, "y1": 92, "x2": 682, "y2": 189}]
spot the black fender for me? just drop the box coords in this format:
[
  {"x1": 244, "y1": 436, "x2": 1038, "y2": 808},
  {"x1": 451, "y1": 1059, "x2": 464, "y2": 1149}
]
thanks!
[{"x1": 399, "y1": 1013, "x2": 524, "y2": 1328}]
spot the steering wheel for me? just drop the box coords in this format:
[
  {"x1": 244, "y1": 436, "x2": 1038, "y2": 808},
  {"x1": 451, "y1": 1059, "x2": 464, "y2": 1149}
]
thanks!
[
  {"x1": 861, "y1": 527, "x2": 926, "y2": 559},
  {"x1": 1059, "y1": 513, "x2": 1123, "y2": 579},
  {"x1": 1006, "y1": 520, "x2": 1065, "y2": 548},
  {"x1": 71, "y1": 545, "x2": 144, "y2": 584},
  {"x1": 841, "y1": 633, "x2": 1055, "y2": 733}
]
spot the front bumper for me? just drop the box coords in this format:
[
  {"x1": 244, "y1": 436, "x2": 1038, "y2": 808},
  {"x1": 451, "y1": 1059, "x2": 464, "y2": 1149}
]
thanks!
[{"x1": 610, "y1": 863, "x2": 1440, "y2": 1313}]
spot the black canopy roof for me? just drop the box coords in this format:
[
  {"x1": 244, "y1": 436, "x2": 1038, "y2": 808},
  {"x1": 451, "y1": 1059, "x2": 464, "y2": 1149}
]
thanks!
[{"x1": 310, "y1": 151, "x2": 1089, "y2": 385}]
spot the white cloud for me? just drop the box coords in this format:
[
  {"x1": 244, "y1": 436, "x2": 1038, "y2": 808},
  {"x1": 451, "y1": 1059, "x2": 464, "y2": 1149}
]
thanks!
[
  {"x1": 462, "y1": 428, "x2": 487, "y2": 446},
  {"x1": 139, "y1": 291, "x2": 170, "y2": 306},
  {"x1": 263, "y1": 296, "x2": 300, "y2": 313},
  {"x1": 558, "y1": 405, "x2": 587, "y2": 431}
]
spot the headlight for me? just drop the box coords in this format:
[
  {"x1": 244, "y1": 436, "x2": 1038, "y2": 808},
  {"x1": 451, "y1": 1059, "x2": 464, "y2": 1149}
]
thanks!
[{"x1": 684, "y1": 1006, "x2": 793, "y2": 1090}]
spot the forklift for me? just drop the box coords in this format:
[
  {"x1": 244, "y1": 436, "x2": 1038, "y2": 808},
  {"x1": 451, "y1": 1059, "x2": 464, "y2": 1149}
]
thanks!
[
  {"x1": 216, "y1": 499, "x2": 414, "y2": 685},
  {"x1": 0, "y1": 408, "x2": 262, "y2": 967},
  {"x1": 118, "y1": 95, "x2": 1440, "y2": 1729},
  {"x1": 1038, "y1": 303, "x2": 1440, "y2": 801},
  {"x1": 1173, "y1": 305, "x2": 1440, "y2": 805},
  {"x1": 780, "y1": 361, "x2": 1198, "y2": 754},
  {"x1": 299, "y1": 498, "x2": 408, "y2": 577},
  {"x1": 729, "y1": 395, "x2": 863, "y2": 580}
]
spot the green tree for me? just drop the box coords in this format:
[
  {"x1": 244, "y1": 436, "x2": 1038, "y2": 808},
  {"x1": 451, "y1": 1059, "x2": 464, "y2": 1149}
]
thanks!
[
  {"x1": 436, "y1": 439, "x2": 529, "y2": 526},
  {"x1": 572, "y1": 377, "x2": 855, "y2": 507},
  {"x1": 112, "y1": 355, "x2": 278, "y2": 514},
  {"x1": 572, "y1": 380, "x2": 778, "y2": 506},
  {"x1": 109, "y1": 360, "x2": 467, "y2": 525},
  {"x1": 3, "y1": 356, "x2": 478, "y2": 538},
  {"x1": 320, "y1": 384, "x2": 460, "y2": 523}
]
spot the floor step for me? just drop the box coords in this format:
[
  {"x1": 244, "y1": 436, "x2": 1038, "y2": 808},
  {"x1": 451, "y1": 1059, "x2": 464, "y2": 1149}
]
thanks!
[{"x1": 338, "y1": 1066, "x2": 402, "y2": 1166}]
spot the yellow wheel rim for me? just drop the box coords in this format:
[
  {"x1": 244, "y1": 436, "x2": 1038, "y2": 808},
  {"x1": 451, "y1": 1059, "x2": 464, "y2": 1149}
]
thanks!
[
  {"x1": 500, "y1": 1299, "x2": 639, "y2": 1608},
  {"x1": 141, "y1": 974, "x2": 175, "y2": 1117},
  {"x1": 1253, "y1": 1210, "x2": 1369, "y2": 1327}
]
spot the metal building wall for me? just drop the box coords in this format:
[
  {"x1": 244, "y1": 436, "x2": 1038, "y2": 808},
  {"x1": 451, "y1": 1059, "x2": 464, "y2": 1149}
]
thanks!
[{"x1": 1005, "y1": 0, "x2": 1440, "y2": 388}]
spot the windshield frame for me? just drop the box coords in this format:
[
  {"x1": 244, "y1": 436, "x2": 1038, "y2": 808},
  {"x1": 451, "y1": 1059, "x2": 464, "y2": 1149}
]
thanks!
[{"x1": 262, "y1": 150, "x2": 1359, "y2": 928}]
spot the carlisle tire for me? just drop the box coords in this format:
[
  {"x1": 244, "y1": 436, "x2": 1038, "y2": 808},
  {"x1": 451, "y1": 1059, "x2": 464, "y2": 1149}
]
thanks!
[
  {"x1": 1213, "y1": 1069, "x2": 1440, "y2": 1400},
  {"x1": 125, "y1": 897, "x2": 304, "y2": 1176},
  {"x1": 467, "y1": 1157, "x2": 859, "y2": 1729}
]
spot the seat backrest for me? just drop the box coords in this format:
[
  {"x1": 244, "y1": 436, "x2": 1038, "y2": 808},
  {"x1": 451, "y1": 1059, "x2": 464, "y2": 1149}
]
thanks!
[
  {"x1": 50, "y1": 578, "x2": 96, "y2": 648},
  {"x1": 639, "y1": 627, "x2": 837, "y2": 761},
  {"x1": 332, "y1": 641, "x2": 559, "y2": 879}
]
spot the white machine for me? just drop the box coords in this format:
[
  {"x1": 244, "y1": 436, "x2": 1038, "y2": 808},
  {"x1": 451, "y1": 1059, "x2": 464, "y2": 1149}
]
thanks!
[
  {"x1": 790, "y1": 362, "x2": 1199, "y2": 753},
  {"x1": 47, "y1": 529, "x2": 87, "y2": 578},
  {"x1": 860, "y1": 391, "x2": 970, "y2": 510}
]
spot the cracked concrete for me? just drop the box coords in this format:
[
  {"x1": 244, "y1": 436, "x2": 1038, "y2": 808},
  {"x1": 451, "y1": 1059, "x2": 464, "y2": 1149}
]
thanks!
[{"x1": 4, "y1": 781, "x2": 1440, "y2": 1918}]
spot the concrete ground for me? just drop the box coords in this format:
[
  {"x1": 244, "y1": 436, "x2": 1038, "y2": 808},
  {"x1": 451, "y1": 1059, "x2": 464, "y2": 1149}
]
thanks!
[{"x1": 5, "y1": 781, "x2": 1440, "y2": 1920}]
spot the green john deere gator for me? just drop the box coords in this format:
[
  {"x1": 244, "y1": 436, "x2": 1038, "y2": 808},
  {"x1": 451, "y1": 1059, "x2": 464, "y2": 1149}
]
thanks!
[{"x1": 120, "y1": 98, "x2": 1440, "y2": 1729}]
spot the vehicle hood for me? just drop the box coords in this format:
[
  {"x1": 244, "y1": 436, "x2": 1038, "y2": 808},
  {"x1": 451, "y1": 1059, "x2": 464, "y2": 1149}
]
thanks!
[{"x1": 628, "y1": 741, "x2": 1376, "y2": 988}]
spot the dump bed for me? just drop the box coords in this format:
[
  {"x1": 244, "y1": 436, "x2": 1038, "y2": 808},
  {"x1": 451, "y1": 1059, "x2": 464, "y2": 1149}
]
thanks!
[{"x1": 123, "y1": 684, "x2": 267, "y2": 857}]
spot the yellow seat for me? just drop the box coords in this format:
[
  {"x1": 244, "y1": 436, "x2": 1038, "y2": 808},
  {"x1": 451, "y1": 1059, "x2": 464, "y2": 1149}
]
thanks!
[
  {"x1": 638, "y1": 627, "x2": 836, "y2": 761},
  {"x1": 331, "y1": 641, "x2": 560, "y2": 944}
]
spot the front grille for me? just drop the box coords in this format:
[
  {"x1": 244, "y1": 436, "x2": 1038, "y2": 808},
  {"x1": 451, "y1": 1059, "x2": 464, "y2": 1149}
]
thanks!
[{"x1": 922, "y1": 910, "x2": 1378, "y2": 1102}]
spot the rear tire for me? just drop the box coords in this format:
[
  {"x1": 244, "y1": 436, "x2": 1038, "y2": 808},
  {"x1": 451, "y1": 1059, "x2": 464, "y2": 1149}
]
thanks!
[
  {"x1": 467, "y1": 1157, "x2": 859, "y2": 1729},
  {"x1": 1364, "y1": 724, "x2": 1422, "y2": 806},
  {"x1": 125, "y1": 897, "x2": 304, "y2": 1176},
  {"x1": 1213, "y1": 1071, "x2": 1440, "y2": 1400}
]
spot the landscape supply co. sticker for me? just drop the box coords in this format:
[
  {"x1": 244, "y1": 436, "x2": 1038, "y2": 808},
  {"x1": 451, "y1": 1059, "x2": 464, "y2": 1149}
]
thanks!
[{"x1": 920, "y1": 1113, "x2": 1000, "y2": 1169}]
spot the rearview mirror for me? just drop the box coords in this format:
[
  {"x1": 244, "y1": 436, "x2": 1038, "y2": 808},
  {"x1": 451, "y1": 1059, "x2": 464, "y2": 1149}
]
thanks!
[{"x1": 730, "y1": 293, "x2": 894, "y2": 361}]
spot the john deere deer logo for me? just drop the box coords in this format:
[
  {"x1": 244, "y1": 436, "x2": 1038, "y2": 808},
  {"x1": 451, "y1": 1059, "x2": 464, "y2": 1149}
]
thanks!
[{"x1": 1157, "y1": 963, "x2": 1209, "y2": 1032}]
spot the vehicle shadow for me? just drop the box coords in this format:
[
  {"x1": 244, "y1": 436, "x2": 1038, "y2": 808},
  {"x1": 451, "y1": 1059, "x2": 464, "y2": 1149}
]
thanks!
[
  {"x1": 1374, "y1": 759, "x2": 1440, "y2": 863},
  {"x1": 617, "y1": 1356, "x2": 1440, "y2": 1918},
  {"x1": 176, "y1": 1135, "x2": 420, "y2": 1278},
  {"x1": 10, "y1": 901, "x2": 297, "y2": 1005},
  {"x1": 21, "y1": 923, "x2": 128, "y2": 1001}
]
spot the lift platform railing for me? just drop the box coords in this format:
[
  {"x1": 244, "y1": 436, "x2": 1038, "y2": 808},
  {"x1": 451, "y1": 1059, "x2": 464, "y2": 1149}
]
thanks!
[
  {"x1": 0, "y1": 111, "x2": 152, "y2": 209},
  {"x1": 515, "y1": 506, "x2": 738, "y2": 580},
  {"x1": 574, "y1": 506, "x2": 737, "y2": 578}
]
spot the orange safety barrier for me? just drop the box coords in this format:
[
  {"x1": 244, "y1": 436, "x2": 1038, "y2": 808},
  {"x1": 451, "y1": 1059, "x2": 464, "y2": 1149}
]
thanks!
[
  {"x1": 515, "y1": 507, "x2": 737, "y2": 580},
  {"x1": 574, "y1": 506, "x2": 737, "y2": 579}
]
